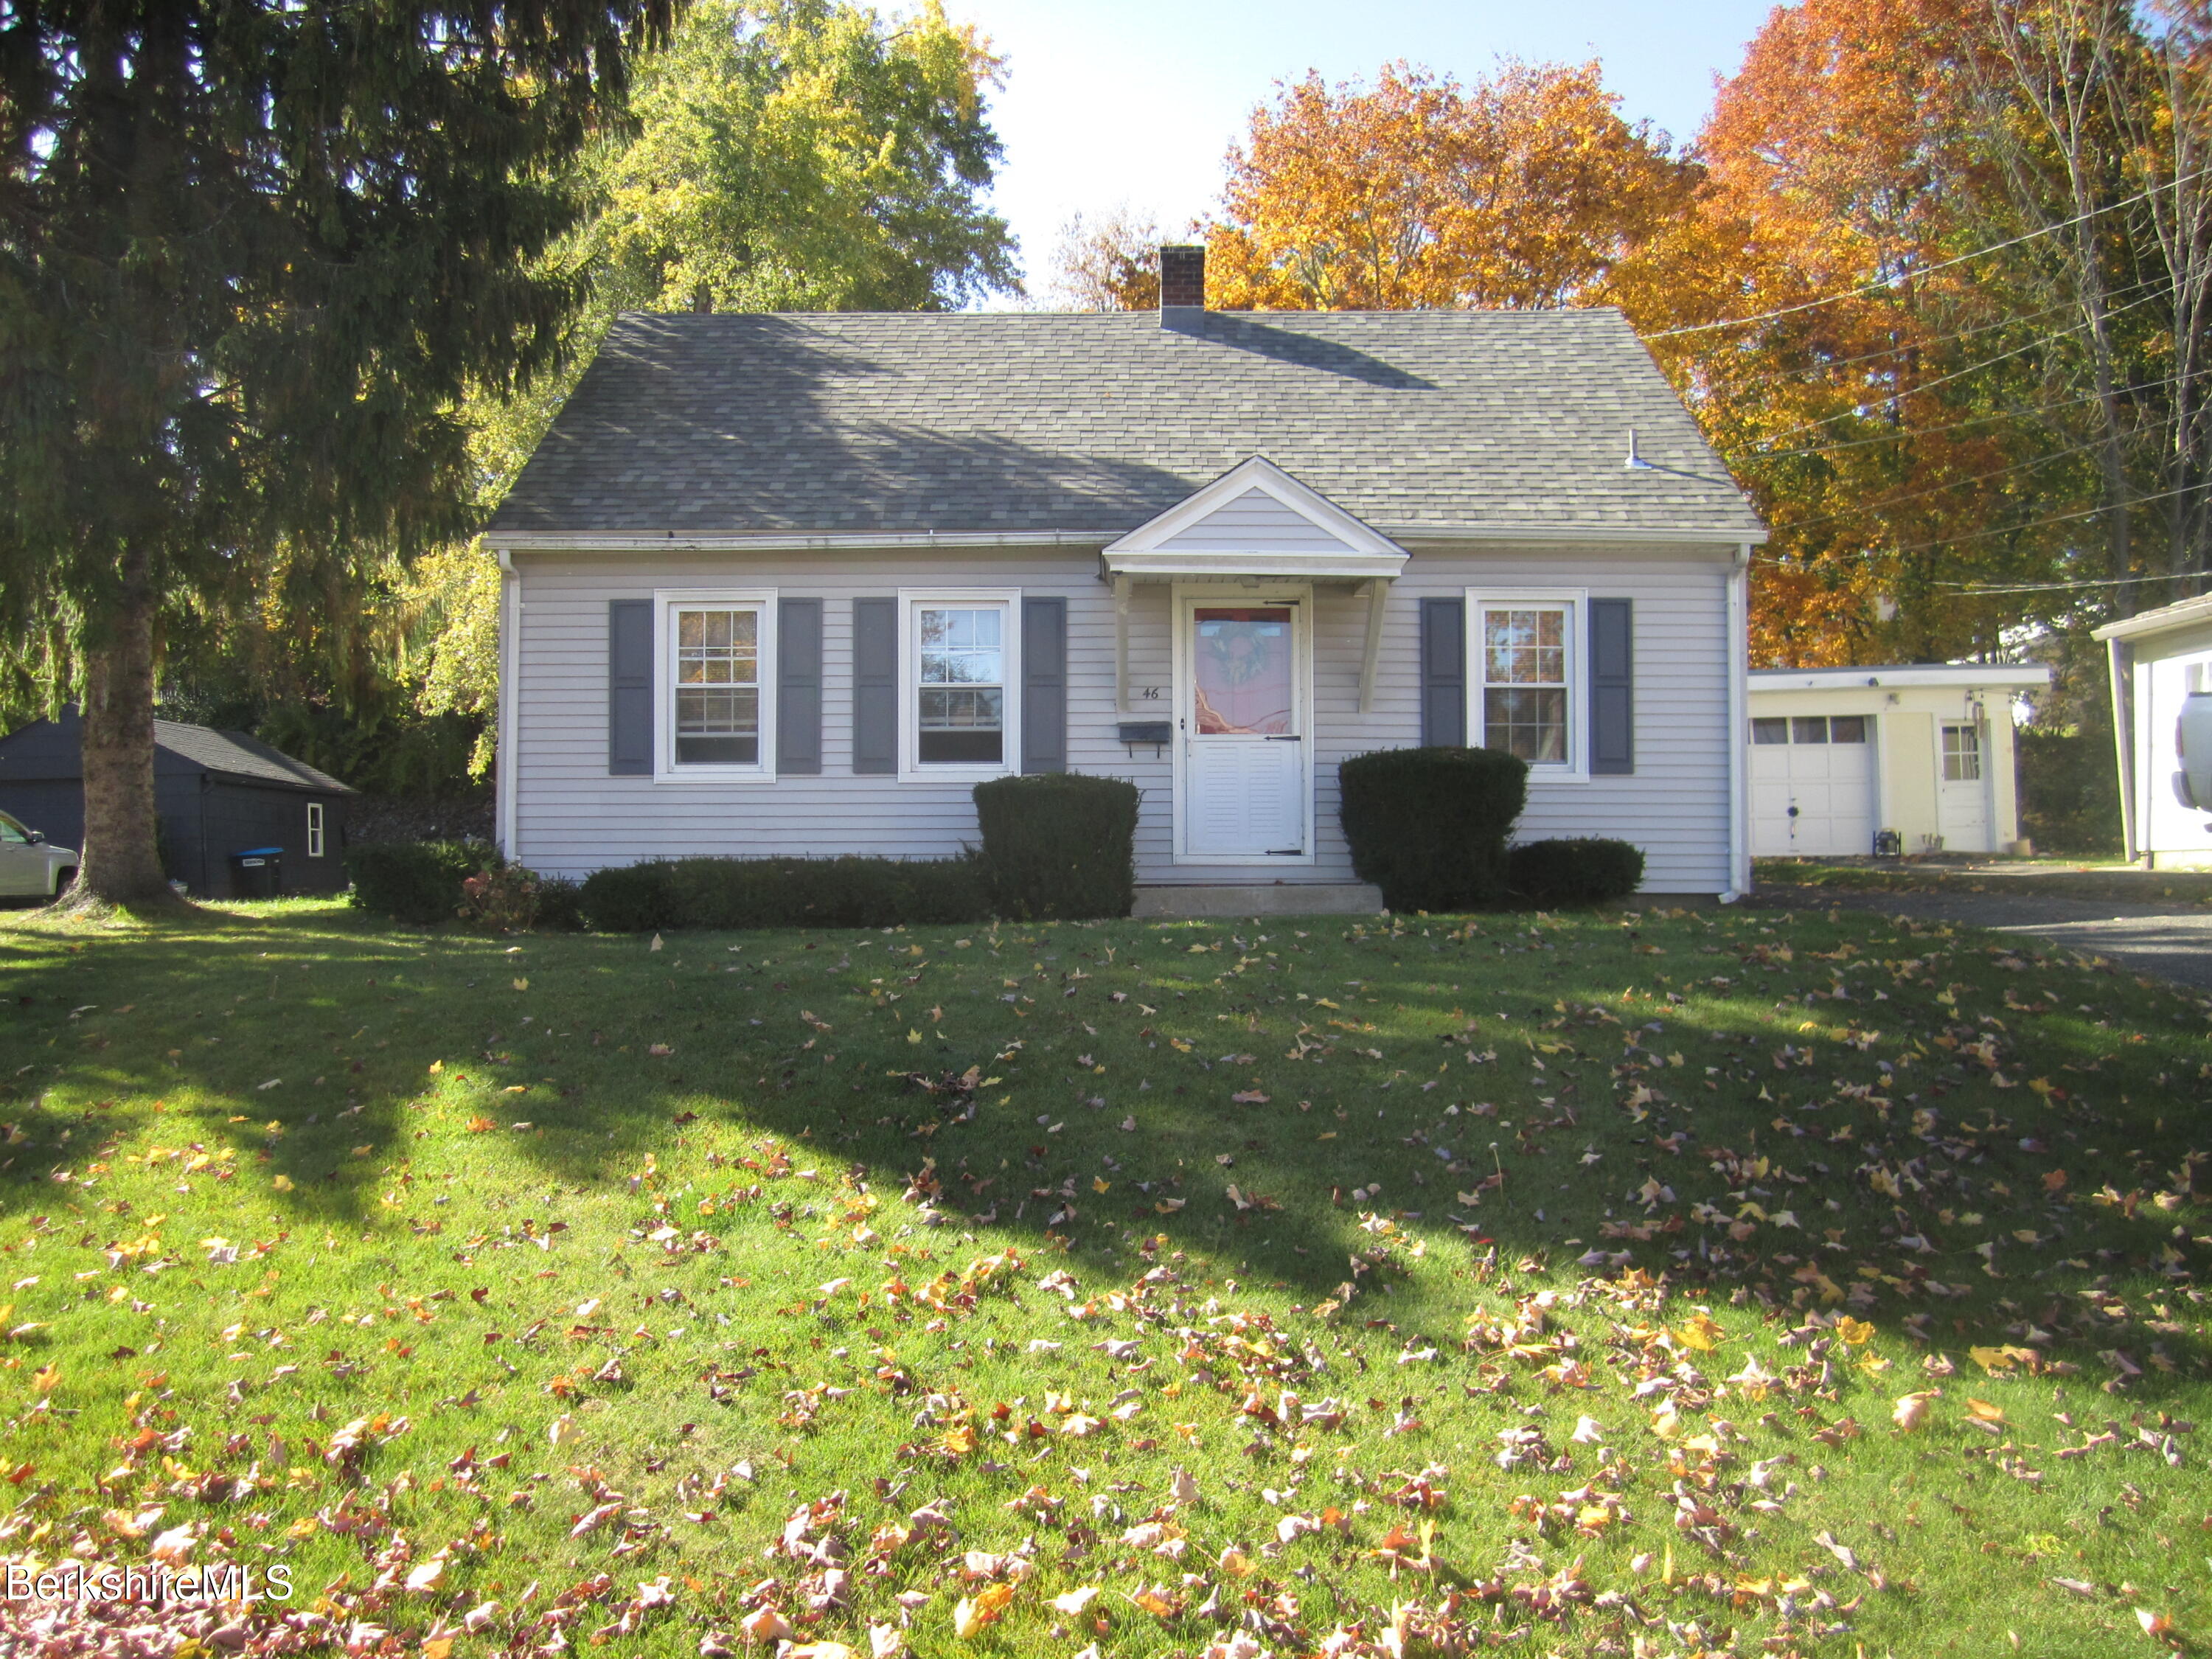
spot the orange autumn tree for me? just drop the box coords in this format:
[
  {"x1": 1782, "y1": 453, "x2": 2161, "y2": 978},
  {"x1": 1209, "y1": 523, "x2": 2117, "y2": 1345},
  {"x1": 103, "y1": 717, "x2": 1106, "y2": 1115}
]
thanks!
[
  {"x1": 1627, "y1": 0, "x2": 2140, "y2": 666},
  {"x1": 1206, "y1": 60, "x2": 1694, "y2": 312}
]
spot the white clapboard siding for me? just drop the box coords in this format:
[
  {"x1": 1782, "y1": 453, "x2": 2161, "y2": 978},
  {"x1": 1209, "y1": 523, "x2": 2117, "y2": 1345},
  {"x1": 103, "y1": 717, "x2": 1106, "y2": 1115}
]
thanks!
[
  {"x1": 509, "y1": 543, "x2": 1736, "y2": 893},
  {"x1": 1158, "y1": 487, "x2": 1353, "y2": 551}
]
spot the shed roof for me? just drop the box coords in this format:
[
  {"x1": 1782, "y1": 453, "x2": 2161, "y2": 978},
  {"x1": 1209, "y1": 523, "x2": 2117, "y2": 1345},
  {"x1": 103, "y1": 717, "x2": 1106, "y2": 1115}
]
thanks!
[
  {"x1": 0, "y1": 711, "x2": 352, "y2": 793},
  {"x1": 152, "y1": 721, "x2": 354, "y2": 793},
  {"x1": 487, "y1": 307, "x2": 1764, "y2": 544}
]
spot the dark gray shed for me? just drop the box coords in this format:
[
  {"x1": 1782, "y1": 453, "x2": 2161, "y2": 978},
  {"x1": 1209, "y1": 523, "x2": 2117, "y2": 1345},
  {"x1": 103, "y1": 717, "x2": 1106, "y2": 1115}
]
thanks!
[{"x1": 0, "y1": 709, "x2": 355, "y2": 897}]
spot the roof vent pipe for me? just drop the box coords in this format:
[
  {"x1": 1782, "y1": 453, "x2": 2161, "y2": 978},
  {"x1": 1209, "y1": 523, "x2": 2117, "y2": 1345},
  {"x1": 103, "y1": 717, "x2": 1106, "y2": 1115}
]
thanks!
[{"x1": 1624, "y1": 428, "x2": 1655, "y2": 470}]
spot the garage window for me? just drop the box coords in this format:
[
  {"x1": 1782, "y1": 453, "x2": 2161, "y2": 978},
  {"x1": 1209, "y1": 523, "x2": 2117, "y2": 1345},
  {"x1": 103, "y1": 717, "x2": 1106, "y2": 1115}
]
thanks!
[
  {"x1": 306, "y1": 803, "x2": 325, "y2": 859},
  {"x1": 1756, "y1": 715, "x2": 1870, "y2": 745},
  {"x1": 1942, "y1": 724, "x2": 1983, "y2": 781}
]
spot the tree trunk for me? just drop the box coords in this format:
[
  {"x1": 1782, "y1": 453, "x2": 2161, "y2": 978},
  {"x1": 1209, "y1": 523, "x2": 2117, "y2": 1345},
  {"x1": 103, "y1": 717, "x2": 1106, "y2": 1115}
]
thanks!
[{"x1": 72, "y1": 546, "x2": 174, "y2": 906}]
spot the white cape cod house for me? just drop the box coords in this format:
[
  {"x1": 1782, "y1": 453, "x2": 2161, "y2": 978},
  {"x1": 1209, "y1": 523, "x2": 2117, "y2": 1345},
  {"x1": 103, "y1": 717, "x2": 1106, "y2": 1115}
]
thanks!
[{"x1": 485, "y1": 248, "x2": 1766, "y2": 907}]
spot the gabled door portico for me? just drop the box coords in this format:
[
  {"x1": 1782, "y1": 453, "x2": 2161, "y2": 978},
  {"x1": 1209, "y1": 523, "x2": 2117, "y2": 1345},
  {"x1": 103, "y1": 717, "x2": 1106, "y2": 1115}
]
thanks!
[{"x1": 1099, "y1": 456, "x2": 1408, "y2": 870}]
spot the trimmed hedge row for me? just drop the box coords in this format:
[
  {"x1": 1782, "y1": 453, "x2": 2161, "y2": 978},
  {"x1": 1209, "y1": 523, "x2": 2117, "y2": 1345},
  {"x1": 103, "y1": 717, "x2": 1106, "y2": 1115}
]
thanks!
[
  {"x1": 344, "y1": 840, "x2": 493, "y2": 925},
  {"x1": 577, "y1": 854, "x2": 992, "y2": 933},
  {"x1": 1508, "y1": 837, "x2": 1644, "y2": 908}
]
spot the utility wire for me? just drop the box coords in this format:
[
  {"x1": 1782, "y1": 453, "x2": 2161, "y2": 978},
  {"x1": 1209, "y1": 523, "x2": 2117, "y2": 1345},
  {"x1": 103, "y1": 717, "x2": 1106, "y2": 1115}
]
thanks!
[
  {"x1": 1745, "y1": 270, "x2": 2174, "y2": 377},
  {"x1": 1641, "y1": 166, "x2": 2210, "y2": 341},
  {"x1": 1721, "y1": 285, "x2": 2169, "y2": 453},
  {"x1": 1737, "y1": 365, "x2": 2212, "y2": 465},
  {"x1": 1935, "y1": 573, "x2": 2202, "y2": 594},
  {"x1": 1772, "y1": 432, "x2": 2114, "y2": 534},
  {"x1": 1760, "y1": 480, "x2": 2201, "y2": 568}
]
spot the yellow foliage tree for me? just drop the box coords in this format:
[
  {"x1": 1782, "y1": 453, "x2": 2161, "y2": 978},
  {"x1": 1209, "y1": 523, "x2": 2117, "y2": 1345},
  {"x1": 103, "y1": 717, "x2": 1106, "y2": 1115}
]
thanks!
[{"x1": 1206, "y1": 60, "x2": 1695, "y2": 313}]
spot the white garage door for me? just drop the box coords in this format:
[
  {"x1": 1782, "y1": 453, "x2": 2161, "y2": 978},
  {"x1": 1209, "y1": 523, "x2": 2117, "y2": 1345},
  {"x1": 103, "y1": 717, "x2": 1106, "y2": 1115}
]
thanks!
[{"x1": 1751, "y1": 714, "x2": 1875, "y2": 856}]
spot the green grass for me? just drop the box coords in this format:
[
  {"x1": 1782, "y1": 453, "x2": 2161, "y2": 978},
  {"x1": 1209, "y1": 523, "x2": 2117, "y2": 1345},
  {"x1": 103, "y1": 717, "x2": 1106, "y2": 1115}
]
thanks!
[
  {"x1": 1755, "y1": 856, "x2": 2212, "y2": 905},
  {"x1": 0, "y1": 897, "x2": 2207, "y2": 1658}
]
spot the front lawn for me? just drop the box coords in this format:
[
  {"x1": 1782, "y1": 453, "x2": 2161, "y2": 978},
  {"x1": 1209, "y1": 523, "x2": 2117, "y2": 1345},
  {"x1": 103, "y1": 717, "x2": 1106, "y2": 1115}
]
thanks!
[{"x1": 0, "y1": 899, "x2": 2205, "y2": 1658}]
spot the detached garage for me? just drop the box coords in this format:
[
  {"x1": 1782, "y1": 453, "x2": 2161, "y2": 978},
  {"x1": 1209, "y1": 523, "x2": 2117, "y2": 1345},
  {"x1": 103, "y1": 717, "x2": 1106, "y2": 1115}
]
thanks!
[
  {"x1": 1747, "y1": 663, "x2": 2048, "y2": 858},
  {"x1": 2093, "y1": 592, "x2": 2212, "y2": 868},
  {"x1": 0, "y1": 708, "x2": 355, "y2": 897}
]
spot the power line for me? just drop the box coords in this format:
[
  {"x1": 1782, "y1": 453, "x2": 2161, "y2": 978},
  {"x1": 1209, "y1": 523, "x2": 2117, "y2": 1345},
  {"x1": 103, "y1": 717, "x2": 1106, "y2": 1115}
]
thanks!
[
  {"x1": 1759, "y1": 479, "x2": 2201, "y2": 568},
  {"x1": 1738, "y1": 365, "x2": 2212, "y2": 465},
  {"x1": 1771, "y1": 432, "x2": 2114, "y2": 534},
  {"x1": 1641, "y1": 167, "x2": 2210, "y2": 340},
  {"x1": 1719, "y1": 284, "x2": 2169, "y2": 453},
  {"x1": 1936, "y1": 573, "x2": 2194, "y2": 594}
]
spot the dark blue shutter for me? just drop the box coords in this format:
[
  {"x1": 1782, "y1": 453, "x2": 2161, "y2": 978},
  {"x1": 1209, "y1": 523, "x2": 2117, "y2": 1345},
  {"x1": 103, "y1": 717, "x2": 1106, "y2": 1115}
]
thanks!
[
  {"x1": 852, "y1": 598, "x2": 897, "y2": 775},
  {"x1": 1419, "y1": 597, "x2": 1466, "y2": 748},
  {"x1": 1589, "y1": 597, "x2": 1633, "y2": 776},
  {"x1": 1021, "y1": 597, "x2": 1067, "y2": 773},
  {"x1": 777, "y1": 599, "x2": 822, "y2": 775},
  {"x1": 608, "y1": 599, "x2": 653, "y2": 776}
]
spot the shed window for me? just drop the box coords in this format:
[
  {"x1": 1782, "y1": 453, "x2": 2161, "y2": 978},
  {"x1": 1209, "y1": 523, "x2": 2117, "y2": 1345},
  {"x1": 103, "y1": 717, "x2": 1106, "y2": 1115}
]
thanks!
[
  {"x1": 306, "y1": 802, "x2": 326, "y2": 859},
  {"x1": 1942, "y1": 724, "x2": 1983, "y2": 782}
]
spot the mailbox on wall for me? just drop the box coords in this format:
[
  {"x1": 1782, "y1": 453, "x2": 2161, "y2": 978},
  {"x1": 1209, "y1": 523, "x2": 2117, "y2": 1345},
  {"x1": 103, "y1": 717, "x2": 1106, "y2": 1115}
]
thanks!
[{"x1": 2177, "y1": 691, "x2": 2212, "y2": 809}]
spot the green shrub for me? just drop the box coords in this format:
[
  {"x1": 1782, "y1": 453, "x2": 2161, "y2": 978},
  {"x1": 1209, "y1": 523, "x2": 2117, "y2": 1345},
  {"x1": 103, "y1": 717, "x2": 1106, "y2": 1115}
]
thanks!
[
  {"x1": 578, "y1": 855, "x2": 992, "y2": 932},
  {"x1": 1338, "y1": 746, "x2": 1528, "y2": 911},
  {"x1": 535, "y1": 876, "x2": 584, "y2": 932},
  {"x1": 1506, "y1": 838, "x2": 1645, "y2": 908},
  {"x1": 971, "y1": 773, "x2": 1139, "y2": 920},
  {"x1": 457, "y1": 863, "x2": 547, "y2": 932},
  {"x1": 344, "y1": 840, "x2": 490, "y2": 925},
  {"x1": 578, "y1": 861, "x2": 675, "y2": 932}
]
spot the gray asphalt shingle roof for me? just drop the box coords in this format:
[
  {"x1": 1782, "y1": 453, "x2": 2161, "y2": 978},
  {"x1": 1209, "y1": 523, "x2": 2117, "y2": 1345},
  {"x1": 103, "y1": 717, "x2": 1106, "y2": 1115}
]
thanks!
[
  {"x1": 489, "y1": 307, "x2": 1763, "y2": 540},
  {"x1": 153, "y1": 722, "x2": 353, "y2": 793}
]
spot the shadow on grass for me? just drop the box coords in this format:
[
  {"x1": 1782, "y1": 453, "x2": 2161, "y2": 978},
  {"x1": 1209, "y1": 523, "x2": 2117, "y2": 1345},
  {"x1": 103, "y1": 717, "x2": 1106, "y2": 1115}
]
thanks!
[{"x1": 0, "y1": 902, "x2": 2205, "y2": 1380}]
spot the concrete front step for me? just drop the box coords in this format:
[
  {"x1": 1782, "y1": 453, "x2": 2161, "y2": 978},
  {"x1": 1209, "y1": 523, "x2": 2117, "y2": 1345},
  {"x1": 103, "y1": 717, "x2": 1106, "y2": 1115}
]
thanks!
[{"x1": 1133, "y1": 882, "x2": 1385, "y2": 919}]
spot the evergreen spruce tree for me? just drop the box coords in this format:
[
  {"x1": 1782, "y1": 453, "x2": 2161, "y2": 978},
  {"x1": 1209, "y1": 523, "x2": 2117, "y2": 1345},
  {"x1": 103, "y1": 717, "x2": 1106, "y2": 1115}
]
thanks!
[{"x1": 0, "y1": 1, "x2": 675, "y2": 904}]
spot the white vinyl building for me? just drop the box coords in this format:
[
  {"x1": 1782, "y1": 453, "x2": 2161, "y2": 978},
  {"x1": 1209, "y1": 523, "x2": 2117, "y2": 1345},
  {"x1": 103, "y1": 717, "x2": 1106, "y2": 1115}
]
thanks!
[
  {"x1": 2093, "y1": 593, "x2": 2212, "y2": 868},
  {"x1": 1747, "y1": 663, "x2": 2048, "y2": 858}
]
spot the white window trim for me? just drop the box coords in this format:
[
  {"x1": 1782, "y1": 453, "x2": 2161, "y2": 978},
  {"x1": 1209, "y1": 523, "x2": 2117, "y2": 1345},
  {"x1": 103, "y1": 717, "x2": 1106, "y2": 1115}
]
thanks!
[
  {"x1": 653, "y1": 589, "x2": 779, "y2": 783},
  {"x1": 1465, "y1": 586, "x2": 1590, "y2": 782},
  {"x1": 897, "y1": 589, "x2": 1022, "y2": 784},
  {"x1": 306, "y1": 802, "x2": 326, "y2": 859}
]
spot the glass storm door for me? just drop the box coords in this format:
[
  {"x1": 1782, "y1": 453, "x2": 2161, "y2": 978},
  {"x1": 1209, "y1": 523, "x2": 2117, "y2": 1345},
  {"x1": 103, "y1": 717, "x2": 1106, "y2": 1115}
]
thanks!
[{"x1": 1183, "y1": 603, "x2": 1305, "y2": 857}]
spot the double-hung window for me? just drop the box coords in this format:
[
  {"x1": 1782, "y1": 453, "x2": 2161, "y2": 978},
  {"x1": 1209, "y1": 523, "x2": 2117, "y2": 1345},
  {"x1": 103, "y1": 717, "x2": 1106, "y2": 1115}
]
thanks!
[
  {"x1": 900, "y1": 591, "x2": 1018, "y2": 779},
  {"x1": 306, "y1": 802, "x2": 326, "y2": 859},
  {"x1": 1467, "y1": 589, "x2": 1585, "y2": 777},
  {"x1": 655, "y1": 591, "x2": 776, "y2": 779}
]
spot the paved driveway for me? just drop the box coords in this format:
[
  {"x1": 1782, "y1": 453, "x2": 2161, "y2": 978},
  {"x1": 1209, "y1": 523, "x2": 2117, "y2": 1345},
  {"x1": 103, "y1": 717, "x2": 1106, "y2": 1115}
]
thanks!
[{"x1": 1756, "y1": 886, "x2": 2212, "y2": 992}]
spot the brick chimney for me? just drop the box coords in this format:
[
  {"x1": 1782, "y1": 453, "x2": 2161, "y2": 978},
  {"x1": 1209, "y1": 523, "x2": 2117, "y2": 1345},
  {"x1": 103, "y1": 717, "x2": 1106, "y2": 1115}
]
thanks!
[{"x1": 1159, "y1": 244, "x2": 1206, "y2": 313}]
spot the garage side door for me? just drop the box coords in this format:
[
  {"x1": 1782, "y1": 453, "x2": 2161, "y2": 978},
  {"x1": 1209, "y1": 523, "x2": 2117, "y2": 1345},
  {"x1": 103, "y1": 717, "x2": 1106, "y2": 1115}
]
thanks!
[{"x1": 1750, "y1": 715, "x2": 1875, "y2": 856}]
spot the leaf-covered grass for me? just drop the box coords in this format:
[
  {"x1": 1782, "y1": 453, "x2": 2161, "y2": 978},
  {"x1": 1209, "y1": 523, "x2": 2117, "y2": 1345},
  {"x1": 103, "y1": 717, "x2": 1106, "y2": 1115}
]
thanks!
[{"x1": 0, "y1": 897, "x2": 2206, "y2": 1658}]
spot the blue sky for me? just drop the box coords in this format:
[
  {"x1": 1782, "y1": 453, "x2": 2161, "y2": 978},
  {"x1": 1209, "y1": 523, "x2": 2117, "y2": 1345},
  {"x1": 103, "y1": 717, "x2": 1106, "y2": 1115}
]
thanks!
[{"x1": 961, "y1": 0, "x2": 1779, "y2": 300}]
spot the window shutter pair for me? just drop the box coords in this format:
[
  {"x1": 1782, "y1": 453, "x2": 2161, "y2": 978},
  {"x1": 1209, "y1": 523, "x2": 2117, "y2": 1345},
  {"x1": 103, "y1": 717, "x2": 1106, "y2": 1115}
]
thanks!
[
  {"x1": 1418, "y1": 597, "x2": 1633, "y2": 773},
  {"x1": 611, "y1": 597, "x2": 1065, "y2": 776},
  {"x1": 605, "y1": 599, "x2": 823, "y2": 775}
]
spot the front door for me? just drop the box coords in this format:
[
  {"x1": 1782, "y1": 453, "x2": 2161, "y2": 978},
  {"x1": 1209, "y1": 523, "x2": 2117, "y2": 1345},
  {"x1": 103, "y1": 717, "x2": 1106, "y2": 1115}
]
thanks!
[
  {"x1": 1183, "y1": 602, "x2": 1307, "y2": 858},
  {"x1": 1938, "y1": 722, "x2": 1992, "y2": 851}
]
